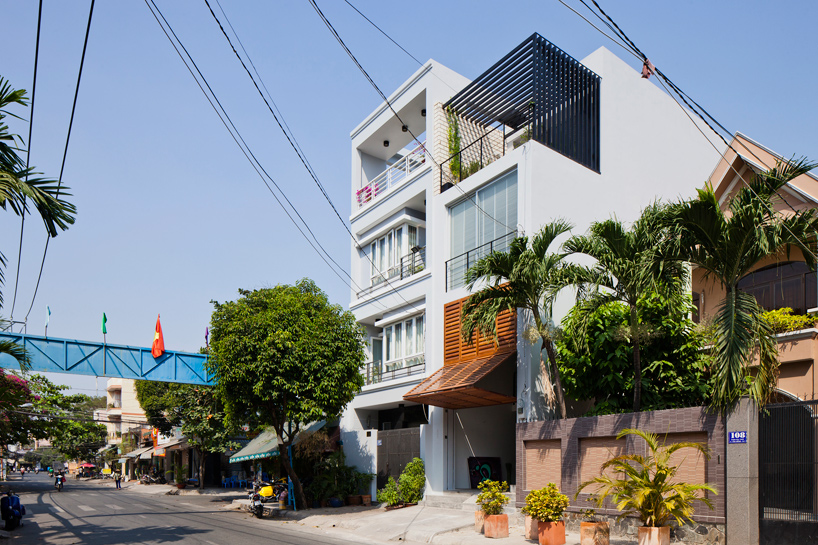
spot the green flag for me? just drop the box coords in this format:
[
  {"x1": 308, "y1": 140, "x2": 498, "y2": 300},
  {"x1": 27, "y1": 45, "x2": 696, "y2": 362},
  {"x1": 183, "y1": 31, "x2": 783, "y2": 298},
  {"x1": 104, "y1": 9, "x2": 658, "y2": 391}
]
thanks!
[{"x1": 102, "y1": 313, "x2": 107, "y2": 335}]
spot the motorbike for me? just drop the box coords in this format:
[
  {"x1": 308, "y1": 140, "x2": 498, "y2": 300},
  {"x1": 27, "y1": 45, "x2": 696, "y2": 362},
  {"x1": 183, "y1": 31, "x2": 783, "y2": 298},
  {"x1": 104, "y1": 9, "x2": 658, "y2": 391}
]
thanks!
[
  {"x1": 0, "y1": 491, "x2": 25, "y2": 531},
  {"x1": 140, "y1": 473, "x2": 167, "y2": 485},
  {"x1": 55, "y1": 474, "x2": 64, "y2": 492},
  {"x1": 249, "y1": 478, "x2": 287, "y2": 518}
]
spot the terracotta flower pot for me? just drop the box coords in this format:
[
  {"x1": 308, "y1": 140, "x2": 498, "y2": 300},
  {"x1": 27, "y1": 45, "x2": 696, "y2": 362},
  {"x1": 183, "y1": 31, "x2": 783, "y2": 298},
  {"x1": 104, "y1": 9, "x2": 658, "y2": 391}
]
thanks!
[
  {"x1": 538, "y1": 520, "x2": 566, "y2": 545},
  {"x1": 580, "y1": 521, "x2": 610, "y2": 545},
  {"x1": 484, "y1": 514, "x2": 509, "y2": 539},
  {"x1": 637, "y1": 526, "x2": 670, "y2": 545},
  {"x1": 525, "y1": 515, "x2": 539, "y2": 540},
  {"x1": 475, "y1": 510, "x2": 485, "y2": 533},
  {"x1": 347, "y1": 494, "x2": 362, "y2": 506},
  {"x1": 176, "y1": 483, "x2": 186, "y2": 489},
  {"x1": 361, "y1": 494, "x2": 371, "y2": 506}
]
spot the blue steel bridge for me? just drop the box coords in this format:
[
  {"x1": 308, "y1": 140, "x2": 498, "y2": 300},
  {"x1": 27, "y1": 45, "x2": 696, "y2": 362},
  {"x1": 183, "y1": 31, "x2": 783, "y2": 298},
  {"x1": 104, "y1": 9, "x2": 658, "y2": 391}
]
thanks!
[{"x1": 0, "y1": 331, "x2": 212, "y2": 385}]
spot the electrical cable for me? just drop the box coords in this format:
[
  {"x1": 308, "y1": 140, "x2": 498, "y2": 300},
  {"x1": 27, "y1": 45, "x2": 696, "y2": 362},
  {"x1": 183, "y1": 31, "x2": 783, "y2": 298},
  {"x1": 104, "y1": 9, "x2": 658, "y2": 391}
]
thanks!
[
  {"x1": 559, "y1": 0, "x2": 818, "y2": 259},
  {"x1": 9, "y1": 0, "x2": 44, "y2": 322},
  {"x1": 24, "y1": 0, "x2": 96, "y2": 322},
  {"x1": 200, "y1": 1, "x2": 423, "y2": 312},
  {"x1": 143, "y1": 0, "x2": 371, "y2": 300},
  {"x1": 308, "y1": 0, "x2": 516, "y2": 238}
]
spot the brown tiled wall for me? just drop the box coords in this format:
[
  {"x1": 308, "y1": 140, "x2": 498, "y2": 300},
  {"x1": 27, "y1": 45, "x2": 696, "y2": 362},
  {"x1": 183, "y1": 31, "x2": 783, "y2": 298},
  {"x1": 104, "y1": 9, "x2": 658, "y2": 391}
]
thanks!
[
  {"x1": 523, "y1": 439, "x2": 561, "y2": 490},
  {"x1": 516, "y1": 406, "x2": 725, "y2": 524},
  {"x1": 578, "y1": 436, "x2": 625, "y2": 483}
]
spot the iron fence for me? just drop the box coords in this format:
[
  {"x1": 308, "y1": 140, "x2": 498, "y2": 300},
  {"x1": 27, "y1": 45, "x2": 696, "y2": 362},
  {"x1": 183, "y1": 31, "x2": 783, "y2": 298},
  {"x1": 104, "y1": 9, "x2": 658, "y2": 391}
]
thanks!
[
  {"x1": 759, "y1": 399, "x2": 818, "y2": 521},
  {"x1": 358, "y1": 247, "x2": 426, "y2": 299},
  {"x1": 363, "y1": 357, "x2": 425, "y2": 386}
]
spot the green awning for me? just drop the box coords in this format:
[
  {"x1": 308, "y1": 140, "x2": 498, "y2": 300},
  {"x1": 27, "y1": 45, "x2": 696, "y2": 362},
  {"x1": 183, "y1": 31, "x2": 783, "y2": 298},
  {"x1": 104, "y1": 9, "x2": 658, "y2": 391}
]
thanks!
[{"x1": 229, "y1": 421, "x2": 326, "y2": 463}]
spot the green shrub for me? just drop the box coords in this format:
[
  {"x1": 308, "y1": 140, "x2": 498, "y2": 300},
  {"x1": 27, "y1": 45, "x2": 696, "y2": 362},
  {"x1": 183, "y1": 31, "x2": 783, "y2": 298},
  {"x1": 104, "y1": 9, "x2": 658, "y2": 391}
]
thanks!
[
  {"x1": 762, "y1": 307, "x2": 816, "y2": 334},
  {"x1": 476, "y1": 479, "x2": 509, "y2": 515},
  {"x1": 376, "y1": 476, "x2": 401, "y2": 506},
  {"x1": 521, "y1": 483, "x2": 569, "y2": 522},
  {"x1": 468, "y1": 160, "x2": 481, "y2": 176},
  {"x1": 398, "y1": 457, "x2": 425, "y2": 504}
]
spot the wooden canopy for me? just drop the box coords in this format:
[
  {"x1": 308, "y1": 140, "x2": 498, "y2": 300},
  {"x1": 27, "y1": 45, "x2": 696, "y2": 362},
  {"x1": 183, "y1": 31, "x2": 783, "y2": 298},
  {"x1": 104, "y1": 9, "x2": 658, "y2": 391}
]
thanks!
[{"x1": 403, "y1": 351, "x2": 516, "y2": 410}]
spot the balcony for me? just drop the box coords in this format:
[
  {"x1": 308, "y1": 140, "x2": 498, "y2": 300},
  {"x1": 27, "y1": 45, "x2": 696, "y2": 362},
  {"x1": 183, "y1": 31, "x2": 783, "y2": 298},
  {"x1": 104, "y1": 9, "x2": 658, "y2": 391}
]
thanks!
[
  {"x1": 363, "y1": 354, "x2": 426, "y2": 386},
  {"x1": 446, "y1": 231, "x2": 517, "y2": 291},
  {"x1": 356, "y1": 142, "x2": 426, "y2": 210},
  {"x1": 358, "y1": 246, "x2": 426, "y2": 299},
  {"x1": 440, "y1": 33, "x2": 600, "y2": 193}
]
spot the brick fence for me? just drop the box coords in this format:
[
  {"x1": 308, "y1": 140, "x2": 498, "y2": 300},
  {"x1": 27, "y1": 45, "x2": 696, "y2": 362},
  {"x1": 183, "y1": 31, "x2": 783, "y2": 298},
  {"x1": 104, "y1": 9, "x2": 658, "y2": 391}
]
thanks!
[{"x1": 516, "y1": 406, "x2": 726, "y2": 525}]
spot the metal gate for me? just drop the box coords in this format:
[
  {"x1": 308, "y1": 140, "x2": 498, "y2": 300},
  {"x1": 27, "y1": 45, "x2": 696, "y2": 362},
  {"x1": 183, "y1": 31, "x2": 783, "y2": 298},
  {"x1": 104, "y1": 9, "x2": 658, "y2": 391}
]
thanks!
[
  {"x1": 759, "y1": 399, "x2": 818, "y2": 544},
  {"x1": 376, "y1": 428, "x2": 420, "y2": 489}
]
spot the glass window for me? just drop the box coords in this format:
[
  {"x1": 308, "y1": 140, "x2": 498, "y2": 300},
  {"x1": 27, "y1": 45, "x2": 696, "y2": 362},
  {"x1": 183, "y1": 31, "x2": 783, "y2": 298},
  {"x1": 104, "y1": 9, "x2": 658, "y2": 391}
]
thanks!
[
  {"x1": 384, "y1": 327, "x2": 392, "y2": 361},
  {"x1": 405, "y1": 319, "x2": 414, "y2": 355},
  {"x1": 395, "y1": 323, "x2": 403, "y2": 359},
  {"x1": 738, "y1": 262, "x2": 817, "y2": 315},
  {"x1": 450, "y1": 170, "x2": 517, "y2": 259}
]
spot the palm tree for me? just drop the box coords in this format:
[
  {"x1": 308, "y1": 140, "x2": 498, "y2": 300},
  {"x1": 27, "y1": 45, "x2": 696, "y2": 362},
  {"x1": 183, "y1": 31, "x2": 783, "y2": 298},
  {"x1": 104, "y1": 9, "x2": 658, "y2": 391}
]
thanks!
[
  {"x1": 667, "y1": 159, "x2": 818, "y2": 411},
  {"x1": 461, "y1": 220, "x2": 574, "y2": 419},
  {"x1": 0, "y1": 76, "x2": 77, "y2": 308},
  {"x1": 563, "y1": 203, "x2": 687, "y2": 412}
]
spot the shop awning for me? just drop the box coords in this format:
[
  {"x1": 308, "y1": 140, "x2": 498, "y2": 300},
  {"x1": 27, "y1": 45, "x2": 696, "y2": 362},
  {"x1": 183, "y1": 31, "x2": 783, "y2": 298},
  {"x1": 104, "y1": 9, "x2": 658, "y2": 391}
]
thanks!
[
  {"x1": 229, "y1": 421, "x2": 326, "y2": 463},
  {"x1": 153, "y1": 438, "x2": 187, "y2": 456},
  {"x1": 123, "y1": 446, "x2": 153, "y2": 459},
  {"x1": 403, "y1": 351, "x2": 517, "y2": 409}
]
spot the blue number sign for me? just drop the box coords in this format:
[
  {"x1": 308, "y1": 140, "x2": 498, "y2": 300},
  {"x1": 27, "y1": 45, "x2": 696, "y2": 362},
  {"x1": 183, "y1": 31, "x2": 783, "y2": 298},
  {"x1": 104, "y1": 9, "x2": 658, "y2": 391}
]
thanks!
[{"x1": 728, "y1": 431, "x2": 747, "y2": 444}]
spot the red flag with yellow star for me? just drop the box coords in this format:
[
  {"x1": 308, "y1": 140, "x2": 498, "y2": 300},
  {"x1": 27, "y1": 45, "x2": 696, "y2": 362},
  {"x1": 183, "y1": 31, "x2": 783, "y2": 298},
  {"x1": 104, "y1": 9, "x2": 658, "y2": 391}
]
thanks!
[{"x1": 152, "y1": 314, "x2": 165, "y2": 358}]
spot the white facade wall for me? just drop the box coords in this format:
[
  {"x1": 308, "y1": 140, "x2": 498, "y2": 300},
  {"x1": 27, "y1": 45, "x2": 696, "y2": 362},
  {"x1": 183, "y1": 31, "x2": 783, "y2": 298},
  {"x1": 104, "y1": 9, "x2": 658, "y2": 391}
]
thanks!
[{"x1": 344, "y1": 45, "x2": 722, "y2": 496}]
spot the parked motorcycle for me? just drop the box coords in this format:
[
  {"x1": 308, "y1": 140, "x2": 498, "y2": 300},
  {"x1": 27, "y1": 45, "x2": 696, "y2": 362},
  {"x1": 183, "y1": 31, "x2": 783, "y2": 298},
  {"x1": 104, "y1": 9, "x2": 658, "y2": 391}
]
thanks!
[
  {"x1": 1, "y1": 491, "x2": 25, "y2": 531},
  {"x1": 249, "y1": 478, "x2": 287, "y2": 518}
]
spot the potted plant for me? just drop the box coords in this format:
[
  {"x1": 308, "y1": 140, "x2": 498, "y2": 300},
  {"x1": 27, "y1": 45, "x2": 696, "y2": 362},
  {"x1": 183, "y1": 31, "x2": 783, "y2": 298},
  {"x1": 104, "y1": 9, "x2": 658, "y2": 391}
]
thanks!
[
  {"x1": 521, "y1": 483, "x2": 569, "y2": 545},
  {"x1": 476, "y1": 480, "x2": 510, "y2": 538},
  {"x1": 577, "y1": 429, "x2": 717, "y2": 545},
  {"x1": 174, "y1": 465, "x2": 188, "y2": 489},
  {"x1": 579, "y1": 508, "x2": 609, "y2": 545},
  {"x1": 356, "y1": 471, "x2": 374, "y2": 506}
]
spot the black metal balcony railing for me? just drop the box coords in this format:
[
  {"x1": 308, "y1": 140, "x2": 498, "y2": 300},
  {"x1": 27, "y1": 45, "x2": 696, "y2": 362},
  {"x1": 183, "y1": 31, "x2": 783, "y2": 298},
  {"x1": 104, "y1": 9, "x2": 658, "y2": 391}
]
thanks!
[
  {"x1": 446, "y1": 231, "x2": 517, "y2": 291},
  {"x1": 363, "y1": 355, "x2": 426, "y2": 386},
  {"x1": 357, "y1": 246, "x2": 427, "y2": 299},
  {"x1": 440, "y1": 33, "x2": 600, "y2": 194},
  {"x1": 440, "y1": 126, "x2": 511, "y2": 193}
]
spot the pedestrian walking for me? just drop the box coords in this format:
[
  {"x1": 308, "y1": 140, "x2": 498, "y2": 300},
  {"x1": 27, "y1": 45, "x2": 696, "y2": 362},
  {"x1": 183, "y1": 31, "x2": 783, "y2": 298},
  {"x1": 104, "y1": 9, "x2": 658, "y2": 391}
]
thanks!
[{"x1": 113, "y1": 470, "x2": 121, "y2": 490}]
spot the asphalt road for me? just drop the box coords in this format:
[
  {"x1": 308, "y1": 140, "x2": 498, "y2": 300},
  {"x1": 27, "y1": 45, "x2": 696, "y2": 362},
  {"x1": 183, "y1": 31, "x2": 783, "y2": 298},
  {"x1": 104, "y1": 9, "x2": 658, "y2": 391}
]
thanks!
[{"x1": 3, "y1": 473, "x2": 361, "y2": 545}]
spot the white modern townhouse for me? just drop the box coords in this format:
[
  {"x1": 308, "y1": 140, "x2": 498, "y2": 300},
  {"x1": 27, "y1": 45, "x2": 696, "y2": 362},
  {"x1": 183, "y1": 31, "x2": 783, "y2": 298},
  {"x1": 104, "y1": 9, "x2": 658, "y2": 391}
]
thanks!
[{"x1": 340, "y1": 33, "x2": 721, "y2": 501}]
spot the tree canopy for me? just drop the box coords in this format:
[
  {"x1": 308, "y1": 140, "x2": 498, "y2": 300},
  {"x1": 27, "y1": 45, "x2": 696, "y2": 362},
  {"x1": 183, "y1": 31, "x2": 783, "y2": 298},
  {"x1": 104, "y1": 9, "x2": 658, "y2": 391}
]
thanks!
[
  {"x1": 206, "y1": 279, "x2": 365, "y2": 508},
  {"x1": 667, "y1": 159, "x2": 818, "y2": 410},
  {"x1": 135, "y1": 380, "x2": 236, "y2": 488}
]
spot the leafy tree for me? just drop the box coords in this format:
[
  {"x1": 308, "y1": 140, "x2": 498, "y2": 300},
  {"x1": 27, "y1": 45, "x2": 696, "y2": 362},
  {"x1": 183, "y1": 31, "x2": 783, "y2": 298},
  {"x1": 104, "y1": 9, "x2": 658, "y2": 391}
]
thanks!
[
  {"x1": 461, "y1": 221, "x2": 574, "y2": 419},
  {"x1": 667, "y1": 159, "x2": 818, "y2": 410},
  {"x1": 0, "y1": 77, "x2": 76, "y2": 307},
  {"x1": 564, "y1": 203, "x2": 687, "y2": 412},
  {"x1": 557, "y1": 291, "x2": 711, "y2": 414},
  {"x1": 50, "y1": 419, "x2": 106, "y2": 461},
  {"x1": 135, "y1": 380, "x2": 236, "y2": 489},
  {"x1": 206, "y1": 279, "x2": 366, "y2": 509}
]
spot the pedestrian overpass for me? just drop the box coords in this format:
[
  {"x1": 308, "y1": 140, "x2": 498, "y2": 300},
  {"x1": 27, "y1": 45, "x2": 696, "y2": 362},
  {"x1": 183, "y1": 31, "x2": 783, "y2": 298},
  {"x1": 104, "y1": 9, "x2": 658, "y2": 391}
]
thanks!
[{"x1": 0, "y1": 332, "x2": 212, "y2": 385}]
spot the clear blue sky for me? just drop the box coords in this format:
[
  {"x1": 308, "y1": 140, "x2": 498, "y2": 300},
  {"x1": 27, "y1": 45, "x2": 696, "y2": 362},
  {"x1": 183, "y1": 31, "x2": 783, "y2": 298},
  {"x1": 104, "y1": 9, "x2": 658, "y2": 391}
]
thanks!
[{"x1": 3, "y1": 1, "x2": 816, "y2": 394}]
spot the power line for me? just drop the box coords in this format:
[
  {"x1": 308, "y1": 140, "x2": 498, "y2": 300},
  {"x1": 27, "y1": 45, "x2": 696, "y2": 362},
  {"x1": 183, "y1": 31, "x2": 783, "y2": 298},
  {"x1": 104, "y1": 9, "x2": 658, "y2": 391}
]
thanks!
[
  {"x1": 559, "y1": 0, "x2": 818, "y2": 260},
  {"x1": 10, "y1": 0, "x2": 44, "y2": 321},
  {"x1": 143, "y1": 0, "x2": 378, "y2": 303},
  {"x1": 24, "y1": 0, "x2": 96, "y2": 323},
  {"x1": 199, "y1": 1, "x2": 424, "y2": 311}
]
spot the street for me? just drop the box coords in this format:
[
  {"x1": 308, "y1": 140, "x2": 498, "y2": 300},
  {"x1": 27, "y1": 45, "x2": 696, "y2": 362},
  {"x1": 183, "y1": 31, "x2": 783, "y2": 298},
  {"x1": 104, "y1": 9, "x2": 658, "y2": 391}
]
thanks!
[{"x1": 4, "y1": 473, "x2": 365, "y2": 545}]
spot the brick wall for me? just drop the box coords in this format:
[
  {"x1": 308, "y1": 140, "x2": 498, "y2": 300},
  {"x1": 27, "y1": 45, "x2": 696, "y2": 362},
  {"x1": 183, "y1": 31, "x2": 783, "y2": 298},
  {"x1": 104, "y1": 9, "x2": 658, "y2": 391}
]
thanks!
[
  {"x1": 516, "y1": 406, "x2": 725, "y2": 524},
  {"x1": 523, "y1": 439, "x2": 561, "y2": 489}
]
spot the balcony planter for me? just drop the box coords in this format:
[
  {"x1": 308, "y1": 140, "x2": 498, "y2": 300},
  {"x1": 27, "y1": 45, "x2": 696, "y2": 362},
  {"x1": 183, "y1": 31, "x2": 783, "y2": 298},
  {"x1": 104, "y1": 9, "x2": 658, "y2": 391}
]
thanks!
[
  {"x1": 538, "y1": 521, "x2": 566, "y2": 545},
  {"x1": 525, "y1": 515, "x2": 538, "y2": 539},
  {"x1": 580, "y1": 521, "x2": 609, "y2": 545},
  {"x1": 484, "y1": 514, "x2": 509, "y2": 539},
  {"x1": 637, "y1": 526, "x2": 670, "y2": 545},
  {"x1": 474, "y1": 510, "x2": 485, "y2": 533}
]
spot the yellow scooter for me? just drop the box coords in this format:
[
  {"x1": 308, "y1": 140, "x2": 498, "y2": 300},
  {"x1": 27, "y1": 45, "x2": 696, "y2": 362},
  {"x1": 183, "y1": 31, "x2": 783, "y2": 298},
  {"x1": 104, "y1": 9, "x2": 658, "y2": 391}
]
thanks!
[{"x1": 249, "y1": 478, "x2": 286, "y2": 518}]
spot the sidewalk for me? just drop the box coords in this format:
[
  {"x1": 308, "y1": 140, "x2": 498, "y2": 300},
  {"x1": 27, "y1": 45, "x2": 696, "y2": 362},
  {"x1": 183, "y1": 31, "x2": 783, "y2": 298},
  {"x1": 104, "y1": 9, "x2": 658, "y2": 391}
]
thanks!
[
  {"x1": 227, "y1": 500, "x2": 635, "y2": 545},
  {"x1": 84, "y1": 476, "x2": 248, "y2": 498}
]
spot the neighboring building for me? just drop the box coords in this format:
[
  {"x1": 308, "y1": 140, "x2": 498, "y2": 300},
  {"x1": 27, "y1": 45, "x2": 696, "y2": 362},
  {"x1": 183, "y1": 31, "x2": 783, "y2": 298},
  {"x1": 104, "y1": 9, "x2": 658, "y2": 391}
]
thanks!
[
  {"x1": 341, "y1": 33, "x2": 721, "y2": 497},
  {"x1": 692, "y1": 132, "x2": 818, "y2": 401}
]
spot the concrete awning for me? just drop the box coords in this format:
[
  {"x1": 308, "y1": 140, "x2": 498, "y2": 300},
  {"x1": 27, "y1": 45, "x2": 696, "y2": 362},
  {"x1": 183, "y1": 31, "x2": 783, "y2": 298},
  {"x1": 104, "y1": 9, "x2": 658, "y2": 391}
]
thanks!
[{"x1": 403, "y1": 351, "x2": 517, "y2": 409}]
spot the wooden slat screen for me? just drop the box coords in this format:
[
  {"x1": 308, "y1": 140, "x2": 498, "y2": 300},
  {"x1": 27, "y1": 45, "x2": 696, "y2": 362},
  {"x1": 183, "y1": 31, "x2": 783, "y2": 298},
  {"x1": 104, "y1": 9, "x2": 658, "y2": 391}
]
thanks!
[{"x1": 443, "y1": 293, "x2": 517, "y2": 366}]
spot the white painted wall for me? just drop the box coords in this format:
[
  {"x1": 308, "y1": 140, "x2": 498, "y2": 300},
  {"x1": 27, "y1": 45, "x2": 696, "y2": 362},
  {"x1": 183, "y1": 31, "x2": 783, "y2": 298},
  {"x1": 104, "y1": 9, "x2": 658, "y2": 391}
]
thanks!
[{"x1": 450, "y1": 405, "x2": 517, "y2": 489}]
